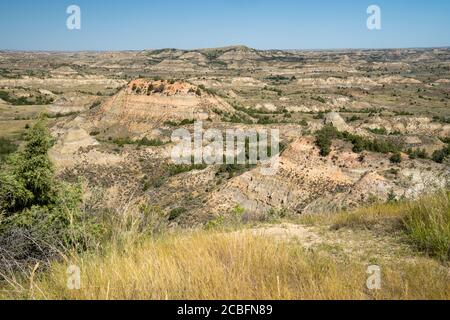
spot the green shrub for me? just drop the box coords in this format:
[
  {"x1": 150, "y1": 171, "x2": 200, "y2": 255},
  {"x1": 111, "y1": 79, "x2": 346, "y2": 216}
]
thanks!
[
  {"x1": 0, "y1": 118, "x2": 101, "y2": 271},
  {"x1": 407, "y1": 148, "x2": 428, "y2": 160},
  {"x1": 164, "y1": 119, "x2": 195, "y2": 127},
  {"x1": 257, "y1": 116, "x2": 277, "y2": 125},
  {"x1": 440, "y1": 137, "x2": 450, "y2": 144},
  {"x1": 0, "y1": 138, "x2": 17, "y2": 161},
  {"x1": 0, "y1": 90, "x2": 53, "y2": 106},
  {"x1": 168, "y1": 163, "x2": 207, "y2": 176},
  {"x1": 89, "y1": 100, "x2": 102, "y2": 109},
  {"x1": 141, "y1": 176, "x2": 151, "y2": 192},
  {"x1": 347, "y1": 115, "x2": 362, "y2": 122},
  {"x1": 394, "y1": 111, "x2": 413, "y2": 116},
  {"x1": 112, "y1": 137, "x2": 165, "y2": 148},
  {"x1": 298, "y1": 119, "x2": 308, "y2": 127},
  {"x1": 390, "y1": 152, "x2": 402, "y2": 164},
  {"x1": 0, "y1": 120, "x2": 56, "y2": 212},
  {"x1": 169, "y1": 207, "x2": 187, "y2": 221},
  {"x1": 433, "y1": 116, "x2": 450, "y2": 124},
  {"x1": 387, "y1": 189, "x2": 398, "y2": 203},
  {"x1": 313, "y1": 112, "x2": 325, "y2": 120},
  {"x1": 312, "y1": 96, "x2": 326, "y2": 104},
  {"x1": 315, "y1": 125, "x2": 402, "y2": 157},
  {"x1": 216, "y1": 163, "x2": 255, "y2": 179},
  {"x1": 432, "y1": 144, "x2": 450, "y2": 164},
  {"x1": 44, "y1": 111, "x2": 79, "y2": 119},
  {"x1": 340, "y1": 132, "x2": 400, "y2": 154},
  {"x1": 152, "y1": 177, "x2": 165, "y2": 188},
  {"x1": 367, "y1": 127, "x2": 388, "y2": 135},
  {"x1": 138, "y1": 137, "x2": 165, "y2": 147},
  {"x1": 314, "y1": 124, "x2": 340, "y2": 156}
]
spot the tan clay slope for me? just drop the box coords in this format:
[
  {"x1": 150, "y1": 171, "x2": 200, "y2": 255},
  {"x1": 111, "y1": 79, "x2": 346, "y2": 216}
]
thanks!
[
  {"x1": 360, "y1": 115, "x2": 450, "y2": 138},
  {"x1": 92, "y1": 79, "x2": 236, "y2": 133},
  {"x1": 201, "y1": 137, "x2": 450, "y2": 218}
]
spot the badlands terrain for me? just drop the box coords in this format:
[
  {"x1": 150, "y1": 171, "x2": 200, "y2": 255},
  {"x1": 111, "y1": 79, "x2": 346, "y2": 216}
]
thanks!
[
  {"x1": 0, "y1": 46, "x2": 449, "y2": 225},
  {"x1": 1, "y1": 46, "x2": 450, "y2": 300}
]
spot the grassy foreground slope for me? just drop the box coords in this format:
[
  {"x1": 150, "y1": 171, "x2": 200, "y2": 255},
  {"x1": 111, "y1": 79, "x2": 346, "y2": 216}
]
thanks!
[{"x1": 1, "y1": 192, "x2": 449, "y2": 300}]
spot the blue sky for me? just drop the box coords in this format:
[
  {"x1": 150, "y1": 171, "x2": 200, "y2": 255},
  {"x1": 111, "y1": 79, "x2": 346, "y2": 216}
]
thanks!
[{"x1": 0, "y1": 0, "x2": 449, "y2": 51}]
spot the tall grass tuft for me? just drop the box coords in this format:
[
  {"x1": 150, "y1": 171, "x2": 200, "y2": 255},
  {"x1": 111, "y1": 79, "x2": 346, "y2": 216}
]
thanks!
[
  {"x1": 403, "y1": 191, "x2": 450, "y2": 261},
  {"x1": 300, "y1": 191, "x2": 450, "y2": 261}
]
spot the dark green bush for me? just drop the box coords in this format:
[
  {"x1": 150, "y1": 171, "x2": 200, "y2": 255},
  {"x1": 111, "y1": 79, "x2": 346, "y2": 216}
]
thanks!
[
  {"x1": 138, "y1": 137, "x2": 165, "y2": 147},
  {"x1": 169, "y1": 207, "x2": 187, "y2": 221},
  {"x1": 390, "y1": 152, "x2": 402, "y2": 164},
  {"x1": 340, "y1": 132, "x2": 400, "y2": 154},
  {"x1": 432, "y1": 143, "x2": 450, "y2": 164},
  {"x1": 312, "y1": 96, "x2": 326, "y2": 104},
  {"x1": 367, "y1": 127, "x2": 388, "y2": 135},
  {"x1": 298, "y1": 119, "x2": 308, "y2": 127},
  {"x1": 164, "y1": 119, "x2": 195, "y2": 127},
  {"x1": 0, "y1": 118, "x2": 101, "y2": 271},
  {"x1": 347, "y1": 115, "x2": 362, "y2": 122},
  {"x1": 0, "y1": 90, "x2": 53, "y2": 106},
  {"x1": 407, "y1": 148, "x2": 428, "y2": 160},
  {"x1": 112, "y1": 137, "x2": 165, "y2": 147},
  {"x1": 168, "y1": 163, "x2": 207, "y2": 176},
  {"x1": 315, "y1": 125, "x2": 402, "y2": 157},
  {"x1": 314, "y1": 124, "x2": 340, "y2": 156},
  {"x1": 0, "y1": 138, "x2": 17, "y2": 162}
]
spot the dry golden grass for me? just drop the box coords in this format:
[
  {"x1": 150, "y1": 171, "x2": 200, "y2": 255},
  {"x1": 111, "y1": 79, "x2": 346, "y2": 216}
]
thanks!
[
  {"x1": 1, "y1": 192, "x2": 449, "y2": 300},
  {"x1": 1, "y1": 231, "x2": 449, "y2": 300},
  {"x1": 299, "y1": 200, "x2": 406, "y2": 228},
  {"x1": 300, "y1": 192, "x2": 450, "y2": 259}
]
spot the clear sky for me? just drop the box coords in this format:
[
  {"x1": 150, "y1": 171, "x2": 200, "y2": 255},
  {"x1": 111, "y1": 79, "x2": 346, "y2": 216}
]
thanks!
[{"x1": 0, "y1": 0, "x2": 449, "y2": 51}]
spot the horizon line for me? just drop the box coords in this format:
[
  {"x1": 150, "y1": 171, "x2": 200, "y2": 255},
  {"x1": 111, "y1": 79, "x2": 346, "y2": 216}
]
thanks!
[{"x1": 1, "y1": 45, "x2": 450, "y2": 54}]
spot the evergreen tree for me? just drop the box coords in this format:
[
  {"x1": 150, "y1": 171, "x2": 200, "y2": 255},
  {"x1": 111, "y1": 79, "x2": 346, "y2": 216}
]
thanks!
[{"x1": 0, "y1": 117, "x2": 56, "y2": 213}]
